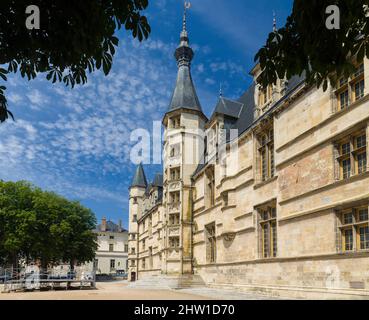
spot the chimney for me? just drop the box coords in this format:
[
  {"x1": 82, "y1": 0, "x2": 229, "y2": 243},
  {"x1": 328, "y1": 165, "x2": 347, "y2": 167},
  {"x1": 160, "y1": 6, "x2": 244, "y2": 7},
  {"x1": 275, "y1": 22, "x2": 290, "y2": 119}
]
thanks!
[
  {"x1": 101, "y1": 217, "x2": 107, "y2": 232},
  {"x1": 118, "y1": 219, "x2": 122, "y2": 232}
]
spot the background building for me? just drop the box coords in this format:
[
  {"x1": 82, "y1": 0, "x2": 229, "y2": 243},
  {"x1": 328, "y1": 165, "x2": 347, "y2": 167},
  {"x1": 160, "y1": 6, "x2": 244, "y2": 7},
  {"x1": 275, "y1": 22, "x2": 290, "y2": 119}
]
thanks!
[{"x1": 92, "y1": 218, "x2": 129, "y2": 275}]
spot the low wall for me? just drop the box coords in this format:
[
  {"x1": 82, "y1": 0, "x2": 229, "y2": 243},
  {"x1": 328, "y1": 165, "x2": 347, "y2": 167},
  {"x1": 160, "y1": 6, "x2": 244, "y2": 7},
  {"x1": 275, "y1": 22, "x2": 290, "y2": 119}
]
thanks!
[{"x1": 195, "y1": 253, "x2": 369, "y2": 299}]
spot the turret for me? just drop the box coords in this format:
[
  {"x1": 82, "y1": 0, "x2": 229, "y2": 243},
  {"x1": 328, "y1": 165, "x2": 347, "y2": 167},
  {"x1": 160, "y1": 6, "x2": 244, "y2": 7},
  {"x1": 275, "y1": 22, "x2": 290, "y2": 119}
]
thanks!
[{"x1": 128, "y1": 163, "x2": 147, "y2": 281}]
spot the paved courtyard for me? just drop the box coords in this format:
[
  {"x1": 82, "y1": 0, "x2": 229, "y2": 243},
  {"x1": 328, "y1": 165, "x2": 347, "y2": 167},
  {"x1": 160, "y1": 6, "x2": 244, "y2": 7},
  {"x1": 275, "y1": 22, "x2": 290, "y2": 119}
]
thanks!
[{"x1": 0, "y1": 281, "x2": 282, "y2": 300}]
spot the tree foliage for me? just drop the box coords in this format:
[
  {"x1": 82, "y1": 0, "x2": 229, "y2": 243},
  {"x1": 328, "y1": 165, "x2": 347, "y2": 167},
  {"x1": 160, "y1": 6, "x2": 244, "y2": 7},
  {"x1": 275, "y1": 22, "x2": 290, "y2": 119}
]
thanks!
[
  {"x1": 0, "y1": 0, "x2": 151, "y2": 122},
  {"x1": 0, "y1": 180, "x2": 97, "y2": 268},
  {"x1": 255, "y1": 0, "x2": 369, "y2": 91}
]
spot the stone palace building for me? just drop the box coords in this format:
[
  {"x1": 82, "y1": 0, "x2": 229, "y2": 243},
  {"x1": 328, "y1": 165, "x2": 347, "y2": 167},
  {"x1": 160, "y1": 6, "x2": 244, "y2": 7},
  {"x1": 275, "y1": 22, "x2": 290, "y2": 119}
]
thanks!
[{"x1": 127, "y1": 10, "x2": 369, "y2": 299}]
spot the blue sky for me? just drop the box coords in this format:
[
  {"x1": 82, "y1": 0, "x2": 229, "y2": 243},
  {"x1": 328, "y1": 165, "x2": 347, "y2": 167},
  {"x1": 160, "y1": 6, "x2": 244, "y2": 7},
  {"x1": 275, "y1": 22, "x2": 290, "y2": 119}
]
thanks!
[{"x1": 0, "y1": 0, "x2": 293, "y2": 228}]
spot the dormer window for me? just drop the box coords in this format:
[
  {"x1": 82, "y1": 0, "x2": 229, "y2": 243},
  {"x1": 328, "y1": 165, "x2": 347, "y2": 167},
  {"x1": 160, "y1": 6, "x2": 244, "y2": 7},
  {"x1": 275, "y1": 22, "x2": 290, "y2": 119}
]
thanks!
[
  {"x1": 258, "y1": 84, "x2": 273, "y2": 108},
  {"x1": 171, "y1": 116, "x2": 181, "y2": 129},
  {"x1": 336, "y1": 62, "x2": 365, "y2": 111}
]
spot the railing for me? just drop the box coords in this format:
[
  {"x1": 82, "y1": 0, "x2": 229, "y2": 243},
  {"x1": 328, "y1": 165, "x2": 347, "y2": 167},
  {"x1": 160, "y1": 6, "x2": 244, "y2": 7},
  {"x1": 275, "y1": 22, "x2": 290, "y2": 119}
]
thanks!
[{"x1": 1, "y1": 265, "x2": 95, "y2": 293}]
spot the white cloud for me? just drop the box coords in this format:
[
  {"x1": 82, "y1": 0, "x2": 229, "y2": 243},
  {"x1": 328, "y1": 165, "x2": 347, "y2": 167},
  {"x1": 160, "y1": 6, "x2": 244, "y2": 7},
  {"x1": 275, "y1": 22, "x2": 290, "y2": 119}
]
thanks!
[{"x1": 0, "y1": 32, "x2": 243, "y2": 217}]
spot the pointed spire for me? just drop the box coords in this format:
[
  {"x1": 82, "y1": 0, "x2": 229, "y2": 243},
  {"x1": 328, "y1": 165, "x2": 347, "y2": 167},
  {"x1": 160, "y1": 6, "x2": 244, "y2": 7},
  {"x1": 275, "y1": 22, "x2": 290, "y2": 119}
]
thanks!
[
  {"x1": 168, "y1": 1, "x2": 202, "y2": 113},
  {"x1": 175, "y1": 1, "x2": 193, "y2": 66},
  {"x1": 130, "y1": 163, "x2": 147, "y2": 188},
  {"x1": 219, "y1": 83, "x2": 223, "y2": 98},
  {"x1": 273, "y1": 11, "x2": 277, "y2": 32},
  {"x1": 182, "y1": 1, "x2": 191, "y2": 33}
]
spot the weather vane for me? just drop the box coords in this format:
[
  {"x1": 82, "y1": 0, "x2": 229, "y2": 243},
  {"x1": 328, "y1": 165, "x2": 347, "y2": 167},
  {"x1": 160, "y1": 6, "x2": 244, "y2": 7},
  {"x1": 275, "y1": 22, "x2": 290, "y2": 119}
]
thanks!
[
  {"x1": 183, "y1": 1, "x2": 191, "y2": 32},
  {"x1": 184, "y1": 1, "x2": 191, "y2": 10}
]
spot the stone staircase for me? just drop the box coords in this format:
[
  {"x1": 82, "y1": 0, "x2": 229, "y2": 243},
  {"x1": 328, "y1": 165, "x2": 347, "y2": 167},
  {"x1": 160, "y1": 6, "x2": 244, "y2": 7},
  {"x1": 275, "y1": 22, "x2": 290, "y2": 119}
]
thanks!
[{"x1": 127, "y1": 274, "x2": 206, "y2": 290}]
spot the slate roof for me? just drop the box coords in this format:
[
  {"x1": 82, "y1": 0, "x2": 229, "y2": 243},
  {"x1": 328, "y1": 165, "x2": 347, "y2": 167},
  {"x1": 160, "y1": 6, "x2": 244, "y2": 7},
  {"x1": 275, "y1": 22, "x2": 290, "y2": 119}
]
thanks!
[
  {"x1": 192, "y1": 74, "x2": 306, "y2": 178},
  {"x1": 212, "y1": 97, "x2": 244, "y2": 120},
  {"x1": 95, "y1": 220, "x2": 127, "y2": 233},
  {"x1": 167, "y1": 16, "x2": 203, "y2": 114},
  {"x1": 130, "y1": 163, "x2": 148, "y2": 188},
  {"x1": 151, "y1": 173, "x2": 163, "y2": 187},
  {"x1": 168, "y1": 64, "x2": 203, "y2": 113}
]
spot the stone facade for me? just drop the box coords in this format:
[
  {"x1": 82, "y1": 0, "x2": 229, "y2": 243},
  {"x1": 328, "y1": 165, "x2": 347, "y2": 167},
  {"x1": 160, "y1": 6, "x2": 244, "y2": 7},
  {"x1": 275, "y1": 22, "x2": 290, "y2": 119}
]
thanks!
[
  {"x1": 128, "y1": 16, "x2": 369, "y2": 298},
  {"x1": 90, "y1": 218, "x2": 129, "y2": 275}
]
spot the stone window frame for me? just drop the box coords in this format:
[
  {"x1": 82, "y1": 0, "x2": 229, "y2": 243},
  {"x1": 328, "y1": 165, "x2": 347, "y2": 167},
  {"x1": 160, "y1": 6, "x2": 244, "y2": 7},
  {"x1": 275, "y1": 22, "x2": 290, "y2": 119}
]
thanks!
[
  {"x1": 334, "y1": 62, "x2": 365, "y2": 111},
  {"x1": 169, "y1": 236, "x2": 180, "y2": 249},
  {"x1": 169, "y1": 191, "x2": 181, "y2": 207},
  {"x1": 109, "y1": 243, "x2": 114, "y2": 252},
  {"x1": 148, "y1": 215, "x2": 152, "y2": 237},
  {"x1": 169, "y1": 166, "x2": 181, "y2": 181},
  {"x1": 207, "y1": 124, "x2": 218, "y2": 157},
  {"x1": 333, "y1": 129, "x2": 367, "y2": 180},
  {"x1": 256, "y1": 202, "x2": 277, "y2": 259},
  {"x1": 205, "y1": 165, "x2": 216, "y2": 208},
  {"x1": 169, "y1": 212, "x2": 180, "y2": 226},
  {"x1": 110, "y1": 259, "x2": 115, "y2": 271},
  {"x1": 255, "y1": 123, "x2": 275, "y2": 183},
  {"x1": 205, "y1": 222, "x2": 217, "y2": 264},
  {"x1": 336, "y1": 205, "x2": 369, "y2": 253},
  {"x1": 169, "y1": 143, "x2": 181, "y2": 158},
  {"x1": 170, "y1": 115, "x2": 181, "y2": 129}
]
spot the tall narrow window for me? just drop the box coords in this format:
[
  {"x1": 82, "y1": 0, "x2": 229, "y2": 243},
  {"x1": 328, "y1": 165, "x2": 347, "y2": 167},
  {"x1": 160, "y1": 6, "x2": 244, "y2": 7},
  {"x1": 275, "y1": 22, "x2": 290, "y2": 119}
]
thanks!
[
  {"x1": 169, "y1": 143, "x2": 181, "y2": 158},
  {"x1": 259, "y1": 205, "x2": 277, "y2": 258},
  {"x1": 205, "y1": 166, "x2": 215, "y2": 208},
  {"x1": 258, "y1": 127, "x2": 275, "y2": 182},
  {"x1": 205, "y1": 223, "x2": 216, "y2": 263},
  {"x1": 148, "y1": 216, "x2": 152, "y2": 237},
  {"x1": 169, "y1": 237, "x2": 180, "y2": 248},
  {"x1": 339, "y1": 90, "x2": 349, "y2": 110},
  {"x1": 110, "y1": 259, "x2": 115, "y2": 271},
  {"x1": 109, "y1": 244, "x2": 114, "y2": 252},
  {"x1": 207, "y1": 126, "x2": 217, "y2": 156},
  {"x1": 356, "y1": 134, "x2": 367, "y2": 174},
  {"x1": 354, "y1": 79, "x2": 365, "y2": 101},
  {"x1": 338, "y1": 207, "x2": 369, "y2": 252},
  {"x1": 171, "y1": 116, "x2": 181, "y2": 129},
  {"x1": 170, "y1": 167, "x2": 181, "y2": 181},
  {"x1": 258, "y1": 84, "x2": 273, "y2": 109},
  {"x1": 148, "y1": 247, "x2": 153, "y2": 269},
  {"x1": 169, "y1": 213, "x2": 180, "y2": 226},
  {"x1": 169, "y1": 191, "x2": 180, "y2": 208}
]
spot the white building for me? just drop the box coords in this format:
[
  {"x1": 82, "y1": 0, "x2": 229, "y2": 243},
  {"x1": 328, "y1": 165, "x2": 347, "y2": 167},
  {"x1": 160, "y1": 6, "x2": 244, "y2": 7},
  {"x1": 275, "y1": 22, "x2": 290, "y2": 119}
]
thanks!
[{"x1": 92, "y1": 218, "x2": 129, "y2": 275}]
